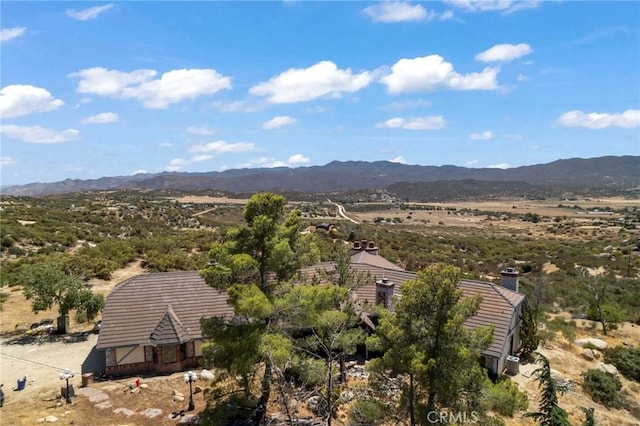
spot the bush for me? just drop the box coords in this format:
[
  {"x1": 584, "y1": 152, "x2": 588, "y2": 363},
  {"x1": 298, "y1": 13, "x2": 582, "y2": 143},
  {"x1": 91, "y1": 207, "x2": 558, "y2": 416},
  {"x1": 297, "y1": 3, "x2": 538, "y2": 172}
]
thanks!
[
  {"x1": 581, "y1": 369, "x2": 622, "y2": 408},
  {"x1": 348, "y1": 399, "x2": 385, "y2": 425},
  {"x1": 604, "y1": 346, "x2": 640, "y2": 382},
  {"x1": 485, "y1": 377, "x2": 529, "y2": 416}
]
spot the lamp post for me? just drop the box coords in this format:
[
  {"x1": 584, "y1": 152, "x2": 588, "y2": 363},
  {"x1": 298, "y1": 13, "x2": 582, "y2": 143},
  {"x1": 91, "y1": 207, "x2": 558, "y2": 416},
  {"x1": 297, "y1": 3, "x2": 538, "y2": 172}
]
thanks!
[
  {"x1": 59, "y1": 369, "x2": 74, "y2": 404},
  {"x1": 183, "y1": 371, "x2": 197, "y2": 411}
]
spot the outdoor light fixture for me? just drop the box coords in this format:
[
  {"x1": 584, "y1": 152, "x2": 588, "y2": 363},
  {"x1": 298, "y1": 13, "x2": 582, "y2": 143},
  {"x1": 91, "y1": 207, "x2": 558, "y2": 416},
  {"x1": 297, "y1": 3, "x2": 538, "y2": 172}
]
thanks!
[
  {"x1": 59, "y1": 369, "x2": 74, "y2": 404},
  {"x1": 183, "y1": 370, "x2": 197, "y2": 411}
]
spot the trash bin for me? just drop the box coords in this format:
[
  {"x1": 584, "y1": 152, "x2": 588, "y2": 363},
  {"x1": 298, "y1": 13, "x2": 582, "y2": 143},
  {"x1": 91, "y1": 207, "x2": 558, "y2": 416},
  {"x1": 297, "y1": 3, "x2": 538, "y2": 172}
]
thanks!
[
  {"x1": 16, "y1": 377, "x2": 26, "y2": 391},
  {"x1": 82, "y1": 373, "x2": 94, "y2": 387}
]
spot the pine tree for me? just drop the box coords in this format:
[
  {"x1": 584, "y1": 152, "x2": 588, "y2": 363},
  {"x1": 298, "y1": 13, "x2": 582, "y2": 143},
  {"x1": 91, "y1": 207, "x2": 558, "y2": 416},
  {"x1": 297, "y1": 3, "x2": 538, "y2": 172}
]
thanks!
[{"x1": 525, "y1": 352, "x2": 571, "y2": 426}]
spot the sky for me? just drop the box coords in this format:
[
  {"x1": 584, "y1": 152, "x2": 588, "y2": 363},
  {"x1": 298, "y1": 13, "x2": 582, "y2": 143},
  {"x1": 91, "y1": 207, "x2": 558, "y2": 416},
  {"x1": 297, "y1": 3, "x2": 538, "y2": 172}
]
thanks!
[{"x1": 1, "y1": 1, "x2": 639, "y2": 187}]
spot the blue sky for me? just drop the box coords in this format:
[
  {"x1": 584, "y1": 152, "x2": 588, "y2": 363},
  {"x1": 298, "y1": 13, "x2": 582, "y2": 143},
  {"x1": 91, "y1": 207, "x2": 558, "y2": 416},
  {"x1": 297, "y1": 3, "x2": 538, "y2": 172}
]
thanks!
[{"x1": 1, "y1": 1, "x2": 639, "y2": 186}]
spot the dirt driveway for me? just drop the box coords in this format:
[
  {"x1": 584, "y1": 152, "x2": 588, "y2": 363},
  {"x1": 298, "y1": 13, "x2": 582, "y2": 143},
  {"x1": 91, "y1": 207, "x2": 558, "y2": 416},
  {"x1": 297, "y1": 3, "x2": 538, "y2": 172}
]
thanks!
[{"x1": 0, "y1": 333, "x2": 100, "y2": 407}]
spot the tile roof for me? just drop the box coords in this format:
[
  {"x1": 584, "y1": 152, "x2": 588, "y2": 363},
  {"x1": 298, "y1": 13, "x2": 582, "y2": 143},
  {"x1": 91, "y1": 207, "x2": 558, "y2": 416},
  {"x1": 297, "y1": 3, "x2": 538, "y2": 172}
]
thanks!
[
  {"x1": 304, "y1": 252, "x2": 525, "y2": 360},
  {"x1": 97, "y1": 271, "x2": 233, "y2": 350}
]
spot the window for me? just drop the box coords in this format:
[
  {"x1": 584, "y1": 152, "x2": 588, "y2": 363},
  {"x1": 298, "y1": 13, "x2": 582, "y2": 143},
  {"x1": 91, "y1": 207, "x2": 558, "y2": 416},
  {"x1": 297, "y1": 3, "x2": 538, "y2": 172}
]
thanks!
[{"x1": 162, "y1": 346, "x2": 177, "y2": 363}]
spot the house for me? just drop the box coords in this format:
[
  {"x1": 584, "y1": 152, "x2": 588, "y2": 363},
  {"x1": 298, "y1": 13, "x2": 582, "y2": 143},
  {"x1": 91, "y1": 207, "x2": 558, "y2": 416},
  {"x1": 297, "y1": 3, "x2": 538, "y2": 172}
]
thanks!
[
  {"x1": 301, "y1": 241, "x2": 526, "y2": 375},
  {"x1": 96, "y1": 271, "x2": 233, "y2": 376},
  {"x1": 97, "y1": 241, "x2": 525, "y2": 376}
]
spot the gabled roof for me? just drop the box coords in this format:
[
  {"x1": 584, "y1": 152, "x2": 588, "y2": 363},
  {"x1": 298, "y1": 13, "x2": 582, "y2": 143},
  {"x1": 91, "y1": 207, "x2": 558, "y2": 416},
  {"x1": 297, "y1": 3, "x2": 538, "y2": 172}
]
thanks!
[
  {"x1": 97, "y1": 271, "x2": 234, "y2": 350},
  {"x1": 149, "y1": 304, "x2": 191, "y2": 346},
  {"x1": 303, "y1": 251, "x2": 526, "y2": 360}
]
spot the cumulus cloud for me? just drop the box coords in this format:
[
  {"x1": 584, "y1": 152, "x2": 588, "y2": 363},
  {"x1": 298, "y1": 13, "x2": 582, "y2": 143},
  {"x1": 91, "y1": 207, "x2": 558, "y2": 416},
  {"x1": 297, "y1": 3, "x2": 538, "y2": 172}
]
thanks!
[
  {"x1": 189, "y1": 140, "x2": 256, "y2": 154},
  {"x1": 488, "y1": 163, "x2": 510, "y2": 169},
  {"x1": 165, "y1": 155, "x2": 213, "y2": 172},
  {"x1": 1, "y1": 156, "x2": 16, "y2": 166},
  {"x1": 380, "y1": 55, "x2": 499, "y2": 93},
  {"x1": 475, "y1": 43, "x2": 532, "y2": 62},
  {"x1": 288, "y1": 154, "x2": 310, "y2": 164},
  {"x1": 250, "y1": 61, "x2": 372, "y2": 103},
  {"x1": 66, "y1": 4, "x2": 113, "y2": 21},
  {"x1": 69, "y1": 67, "x2": 231, "y2": 108},
  {"x1": 0, "y1": 124, "x2": 79, "y2": 144},
  {"x1": 0, "y1": 85, "x2": 64, "y2": 118},
  {"x1": 469, "y1": 130, "x2": 494, "y2": 140},
  {"x1": 82, "y1": 112, "x2": 119, "y2": 124},
  {"x1": 187, "y1": 126, "x2": 215, "y2": 136},
  {"x1": 262, "y1": 115, "x2": 297, "y2": 130},
  {"x1": 363, "y1": 2, "x2": 431, "y2": 23},
  {"x1": 1, "y1": 27, "x2": 26, "y2": 43},
  {"x1": 444, "y1": 0, "x2": 540, "y2": 13},
  {"x1": 376, "y1": 115, "x2": 445, "y2": 130},
  {"x1": 557, "y1": 109, "x2": 640, "y2": 129}
]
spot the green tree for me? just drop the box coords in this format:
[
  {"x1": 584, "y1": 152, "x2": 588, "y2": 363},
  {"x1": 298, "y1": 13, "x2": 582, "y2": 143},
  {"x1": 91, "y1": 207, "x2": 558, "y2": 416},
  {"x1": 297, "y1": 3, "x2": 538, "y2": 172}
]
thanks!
[
  {"x1": 525, "y1": 352, "x2": 571, "y2": 426},
  {"x1": 520, "y1": 300, "x2": 540, "y2": 357},
  {"x1": 200, "y1": 193, "x2": 319, "y2": 424},
  {"x1": 366, "y1": 264, "x2": 493, "y2": 424},
  {"x1": 279, "y1": 284, "x2": 365, "y2": 426},
  {"x1": 582, "y1": 274, "x2": 626, "y2": 335},
  {"x1": 21, "y1": 261, "x2": 105, "y2": 332}
]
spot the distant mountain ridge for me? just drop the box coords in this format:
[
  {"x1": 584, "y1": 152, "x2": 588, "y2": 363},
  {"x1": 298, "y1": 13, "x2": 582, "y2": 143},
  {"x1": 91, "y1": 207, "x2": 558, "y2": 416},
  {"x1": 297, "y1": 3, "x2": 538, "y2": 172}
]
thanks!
[{"x1": 2, "y1": 155, "x2": 639, "y2": 197}]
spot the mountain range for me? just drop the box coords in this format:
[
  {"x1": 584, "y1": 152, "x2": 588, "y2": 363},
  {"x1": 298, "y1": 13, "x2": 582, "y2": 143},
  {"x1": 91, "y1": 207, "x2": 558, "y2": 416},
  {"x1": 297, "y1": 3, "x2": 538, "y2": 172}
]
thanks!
[{"x1": 2, "y1": 155, "x2": 639, "y2": 200}]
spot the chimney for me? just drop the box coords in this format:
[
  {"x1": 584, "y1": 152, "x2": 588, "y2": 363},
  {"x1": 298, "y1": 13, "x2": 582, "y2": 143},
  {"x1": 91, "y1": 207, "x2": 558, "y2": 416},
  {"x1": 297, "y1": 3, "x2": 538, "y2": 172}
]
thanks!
[
  {"x1": 375, "y1": 277, "x2": 395, "y2": 309},
  {"x1": 365, "y1": 240, "x2": 378, "y2": 255},
  {"x1": 350, "y1": 241, "x2": 363, "y2": 256},
  {"x1": 500, "y1": 267, "x2": 519, "y2": 293}
]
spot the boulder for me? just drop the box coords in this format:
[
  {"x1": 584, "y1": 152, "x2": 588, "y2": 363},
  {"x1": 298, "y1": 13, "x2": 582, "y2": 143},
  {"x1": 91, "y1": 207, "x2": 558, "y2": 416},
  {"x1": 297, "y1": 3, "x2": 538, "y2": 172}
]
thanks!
[
  {"x1": 581, "y1": 349, "x2": 596, "y2": 361},
  {"x1": 173, "y1": 395, "x2": 185, "y2": 402},
  {"x1": 200, "y1": 369, "x2": 214, "y2": 380},
  {"x1": 42, "y1": 416, "x2": 59, "y2": 423},
  {"x1": 574, "y1": 338, "x2": 608, "y2": 350},
  {"x1": 194, "y1": 386, "x2": 203, "y2": 394},
  {"x1": 597, "y1": 362, "x2": 618, "y2": 376}
]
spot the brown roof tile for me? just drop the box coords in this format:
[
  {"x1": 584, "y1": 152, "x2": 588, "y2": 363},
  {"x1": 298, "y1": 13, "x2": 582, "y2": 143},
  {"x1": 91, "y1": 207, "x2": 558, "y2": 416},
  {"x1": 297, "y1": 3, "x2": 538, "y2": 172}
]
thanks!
[{"x1": 97, "y1": 271, "x2": 233, "y2": 350}]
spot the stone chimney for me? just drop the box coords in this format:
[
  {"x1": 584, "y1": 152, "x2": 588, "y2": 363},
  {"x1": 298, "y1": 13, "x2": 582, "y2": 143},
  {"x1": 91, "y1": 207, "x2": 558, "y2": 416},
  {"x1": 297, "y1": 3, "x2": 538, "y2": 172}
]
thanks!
[
  {"x1": 365, "y1": 241, "x2": 378, "y2": 255},
  {"x1": 376, "y1": 277, "x2": 395, "y2": 309},
  {"x1": 500, "y1": 267, "x2": 519, "y2": 293}
]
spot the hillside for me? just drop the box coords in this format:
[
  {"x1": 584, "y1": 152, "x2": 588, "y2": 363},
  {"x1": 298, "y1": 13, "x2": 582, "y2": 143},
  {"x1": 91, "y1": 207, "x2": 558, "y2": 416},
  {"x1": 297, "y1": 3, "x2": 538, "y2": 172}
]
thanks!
[{"x1": 2, "y1": 155, "x2": 639, "y2": 197}]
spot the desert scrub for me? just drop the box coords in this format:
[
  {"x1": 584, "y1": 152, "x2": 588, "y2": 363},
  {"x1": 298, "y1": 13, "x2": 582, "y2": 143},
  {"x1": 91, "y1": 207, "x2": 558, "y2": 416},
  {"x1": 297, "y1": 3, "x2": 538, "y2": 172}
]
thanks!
[{"x1": 581, "y1": 369, "x2": 622, "y2": 408}]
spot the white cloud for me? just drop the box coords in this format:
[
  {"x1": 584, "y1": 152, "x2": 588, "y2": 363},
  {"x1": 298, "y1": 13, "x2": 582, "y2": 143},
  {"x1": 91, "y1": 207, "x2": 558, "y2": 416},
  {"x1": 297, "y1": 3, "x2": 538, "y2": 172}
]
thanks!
[
  {"x1": 0, "y1": 124, "x2": 79, "y2": 144},
  {"x1": 464, "y1": 160, "x2": 479, "y2": 167},
  {"x1": 475, "y1": 43, "x2": 532, "y2": 63},
  {"x1": 1, "y1": 156, "x2": 16, "y2": 166},
  {"x1": 213, "y1": 100, "x2": 263, "y2": 113},
  {"x1": 557, "y1": 109, "x2": 640, "y2": 129},
  {"x1": 187, "y1": 126, "x2": 215, "y2": 136},
  {"x1": 66, "y1": 4, "x2": 114, "y2": 21},
  {"x1": 262, "y1": 115, "x2": 297, "y2": 130},
  {"x1": 381, "y1": 99, "x2": 431, "y2": 111},
  {"x1": 381, "y1": 55, "x2": 499, "y2": 93},
  {"x1": 390, "y1": 156, "x2": 407, "y2": 163},
  {"x1": 363, "y1": 2, "x2": 431, "y2": 23},
  {"x1": 1, "y1": 27, "x2": 26, "y2": 43},
  {"x1": 488, "y1": 163, "x2": 510, "y2": 169},
  {"x1": 0, "y1": 85, "x2": 64, "y2": 118},
  {"x1": 444, "y1": 0, "x2": 540, "y2": 13},
  {"x1": 69, "y1": 67, "x2": 231, "y2": 108},
  {"x1": 82, "y1": 112, "x2": 119, "y2": 124},
  {"x1": 376, "y1": 115, "x2": 445, "y2": 130},
  {"x1": 469, "y1": 130, "x2": 494, "y2": 140},
  {"x1": 288, "y1": 154, "x2": 310, "y2": 164},
  {"x1": 189, "y1": 140, "x2": 256, "y2": 154},
  {"x1": 165, "y1": 154, "x2": 212, "y2": 172},
  {"x1": 250, "y1": 61, "x2": 372, "y2": 103}
]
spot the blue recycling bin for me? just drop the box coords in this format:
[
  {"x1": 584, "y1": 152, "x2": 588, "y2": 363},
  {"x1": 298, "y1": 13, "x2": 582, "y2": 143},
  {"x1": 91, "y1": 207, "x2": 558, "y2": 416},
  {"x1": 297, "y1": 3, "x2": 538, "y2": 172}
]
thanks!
[{"x1": 16, "y1": 377, "x2": 26, "y2": 390}]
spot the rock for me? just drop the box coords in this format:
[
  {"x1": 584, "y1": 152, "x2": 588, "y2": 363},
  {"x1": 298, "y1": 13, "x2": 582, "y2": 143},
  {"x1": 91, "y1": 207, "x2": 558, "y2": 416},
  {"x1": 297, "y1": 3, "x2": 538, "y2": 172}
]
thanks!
[
  {"x1": 193, "y1": 386, "x2": 202, "y2": 394},
  {"x1": 597, "y1": 362, "x2": 618, "y2": 375},
  {"x1": 43, "y1": 415, "x2": 59, "y2": 423},
  {"x1": 139, "y1": 408, "x2": 163, "y2": 419},
  {"x1": 307, "y1": 395, "x2": 327, "y2": 415},
  {"x1": 172, "y1": 390, "x2": 184, "y2": 397},
  {"x1": 340, "y1": 390, "x2": 355, "y2": 403},
  {"x1": 130, "y1": 387, "x2": 140, "y2": 394},
  {"x1": 574, "y1": 338, "x2": 608, "y2": 350},
  {"x1": 174, "y1": 395, "x2": 185, "y2": 402},
  {"x1": 581, "y1": 349, "x2": 595, "y2": 361},
  {"x1": 139, "y1": 383, "x2": 149, "y2": 389},
  {"x1": 200, "y1": 369, "x2": 214, "y2": 380},
  {"x1": 113, "y1": 407, "x2": 135, "y2": 417}
]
